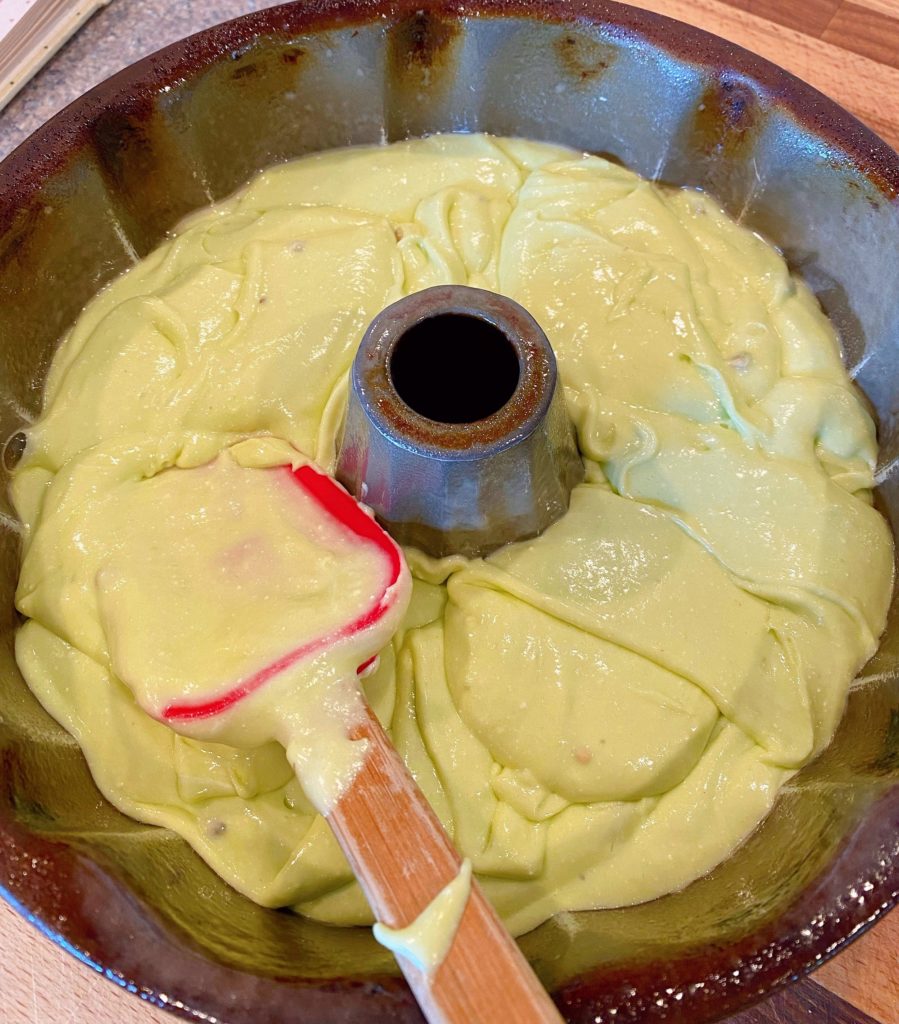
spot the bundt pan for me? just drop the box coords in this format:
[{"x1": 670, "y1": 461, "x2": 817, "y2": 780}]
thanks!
[{"x1": 0, "y1": 1, "x2": 897, "y2": 1021}]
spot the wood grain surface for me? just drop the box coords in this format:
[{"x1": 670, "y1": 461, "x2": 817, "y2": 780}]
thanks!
[
  {"x1": 1, "y1": 1, "x2": 898, "y2": 1022},
  {"x1": 640, "y1": 0, "x2": 899, "y2": 150}
]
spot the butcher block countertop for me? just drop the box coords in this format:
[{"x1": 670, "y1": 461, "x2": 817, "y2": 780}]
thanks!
[{"x1": 0, "y1": 1, "x2": 897, "y2": 1022}]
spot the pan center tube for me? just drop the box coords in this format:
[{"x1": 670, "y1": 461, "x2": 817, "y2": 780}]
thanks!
[{"x1": 336, "y1": 285, "x2": 584, "y2": 559}]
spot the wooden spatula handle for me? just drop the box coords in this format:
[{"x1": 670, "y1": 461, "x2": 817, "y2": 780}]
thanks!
[{"x1": 328, "y1": 706, "x2": 564, "y2": 1024}]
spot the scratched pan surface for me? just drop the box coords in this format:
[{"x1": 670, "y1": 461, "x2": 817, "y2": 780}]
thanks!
[{"x1": 0, "y1": 2, "x2": 897, "y2": 1022}]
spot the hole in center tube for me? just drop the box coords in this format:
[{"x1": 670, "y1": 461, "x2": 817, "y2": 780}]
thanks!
[{"x1": 388, "y1": 313, "x2": 521, "y2": 424}]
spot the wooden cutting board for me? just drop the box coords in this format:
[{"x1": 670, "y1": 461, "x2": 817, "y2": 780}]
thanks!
[{"x1": 0, "y1": 1, "x2": 897, "y2": 1022}]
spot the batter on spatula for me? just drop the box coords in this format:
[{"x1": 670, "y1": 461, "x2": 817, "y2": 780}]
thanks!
[{"x1": 23, "y1": 435, "x2": 410, "y2": 813}]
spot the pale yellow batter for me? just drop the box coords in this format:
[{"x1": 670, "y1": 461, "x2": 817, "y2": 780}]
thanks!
[
  {"x1": 11, "y1": 134, "x2": 894, "y2": 937},
  {"x1": 373, "y1": 860, "x2": 473, "y2": 971}
]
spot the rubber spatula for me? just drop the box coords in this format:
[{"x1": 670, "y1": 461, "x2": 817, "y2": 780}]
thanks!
[{"x1": 96, "y1": 439, "x2": 563, "y2": 1024}]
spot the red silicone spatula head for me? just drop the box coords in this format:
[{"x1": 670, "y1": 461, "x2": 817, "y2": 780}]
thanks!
[
  {"x1": 161, "y1": 461, "x2": 405, "y2": 723},
  {"x1": 93, "y1": 437, "x2": 411, "y2": 808}
]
